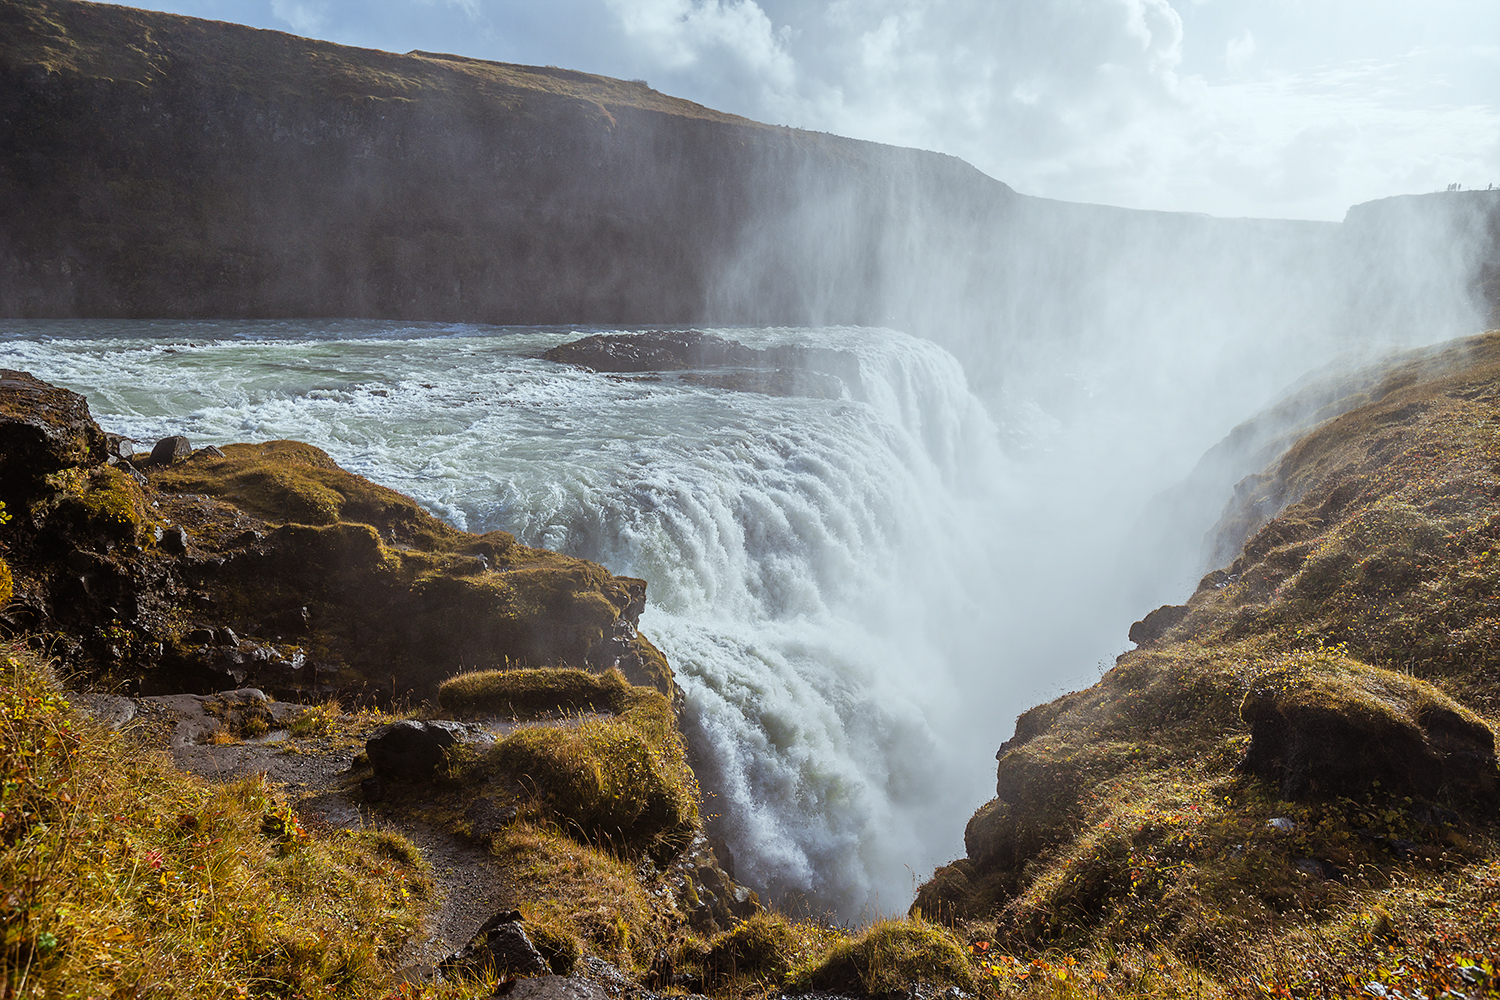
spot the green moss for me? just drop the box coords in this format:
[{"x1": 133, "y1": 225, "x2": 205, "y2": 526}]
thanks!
[
  {"x1": 488, "y1": 707, "x2": 696, "y2": 852},
  {"x1": 438, "y1": 666, "x2": 632, "y2": 717},
  {"x1": 700, "y1": 912, "x2": 823, "y2": 987},
  {"x1": 0, "y1": 556, "x2": 11, "y2": 607},
  {"x1": 793, "y1": 919, "x2": 975, "y2": 996},
  {"x1": 154, "y1": 441, "x2": 459, "y2": 545}
]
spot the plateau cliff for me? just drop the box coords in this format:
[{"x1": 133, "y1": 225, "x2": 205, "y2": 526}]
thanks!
[{"x1": 3, "y1": 0, "x2": 1498, "y2": 393}]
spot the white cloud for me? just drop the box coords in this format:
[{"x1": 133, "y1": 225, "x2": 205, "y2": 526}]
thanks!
[
  {"x1": 605, "y1": 0, "x2": 797, "y2": 94},
  {"x1": 269, "y1": 0, "x2": 329, "y2": 35},
  {"x1": 1224, "y1": 28, "x2": 1255, "y2": 74}
]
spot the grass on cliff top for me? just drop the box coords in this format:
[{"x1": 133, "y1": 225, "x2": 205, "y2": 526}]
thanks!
[
  {"x1": 5, "y1": 0, "x2": 768, "y2": 127},
  {"x1": 0, "y1": 642, "x2": 444, "y2": 999},
  {"x1": 1172, "y1": 329, "x2": 1500, "y2": 715},
  {"x1": 438, "y1": 665, "x2": 635, "y2": 717}
]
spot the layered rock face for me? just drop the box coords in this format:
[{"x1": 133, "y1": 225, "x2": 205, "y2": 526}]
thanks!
[{"x1": 0, "y1": 369, "x2": 673, "y2": 700}]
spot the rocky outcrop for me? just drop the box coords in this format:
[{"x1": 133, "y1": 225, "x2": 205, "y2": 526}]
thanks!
[
  {"x1": 366, "y1": 719, "x2": 491, "y2": 782},
  {"x1": 1238, "y1": 658, "x2": 1498, "y2": 803},
  {"x1": 0, "y1": 372, "x2": 677, "y2": 703},
  {"x1": 916, "y1": 331, "x2": 1500, "y2": 957},
  {"x1": 543, "y1": 331, "x2": 864, "y2": 400},
  {"x1": 0, "y1": 369, "x2": 107, "y2": 485}
]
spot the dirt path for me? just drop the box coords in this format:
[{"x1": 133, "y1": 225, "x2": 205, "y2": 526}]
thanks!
[{"x1": 76, "y1": 690, "x2": 525, "y2": 970}]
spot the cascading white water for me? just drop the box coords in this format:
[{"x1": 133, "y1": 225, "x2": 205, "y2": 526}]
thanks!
[{"x1": 0, "y1": 319, "x2": 1019, "y2": 917}]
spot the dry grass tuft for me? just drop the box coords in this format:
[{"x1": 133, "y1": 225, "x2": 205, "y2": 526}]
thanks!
[{"x1": 0, "y1": 642, "x2": 438, "y2": 997}]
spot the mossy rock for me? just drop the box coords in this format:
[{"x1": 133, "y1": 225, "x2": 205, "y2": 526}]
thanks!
[
  {"x1": 1239, "y1": 650, "x2": 1498, "y2": 804},
  {"x1": 490, "y1": 710, "x2": 696, "y2": 851},
  {"x1": 438, "y1": 666, "x2": 633, "y2": 717},
  {"x1": 701, "y1": 913, "x2": 805, "y2": 986},
  {"x1": 793, "y1": 920, "x2": 975, "y2": 996},
  {"x1": 0, "y1": 369, "x2": 108, "y2": 490},
  {"x1": 153, "y1": 441, "x2": 454, "y2": 543}
]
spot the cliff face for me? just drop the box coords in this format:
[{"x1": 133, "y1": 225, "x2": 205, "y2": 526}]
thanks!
[
  {"x1": 4, "y1": 0, "x2": 1497, "y2": 379},
  {"x1": 0, "y1": 0, "x2": 1011, "y2": 327}
]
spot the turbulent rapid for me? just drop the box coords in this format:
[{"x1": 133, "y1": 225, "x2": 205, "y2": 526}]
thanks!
[{"x1": 0, "y1": 319, "x2": 1021, "y2": 917}]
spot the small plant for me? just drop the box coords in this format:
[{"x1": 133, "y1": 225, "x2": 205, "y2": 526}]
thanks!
[{"x1": 289, "y1": 699, "x2": 343, "y2": 737}]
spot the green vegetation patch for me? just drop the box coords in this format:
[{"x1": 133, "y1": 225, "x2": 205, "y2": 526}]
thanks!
[
  {"x1": 0, "y1": 643, "x2": 435, "y2": 998},
  {"x1": 692, "y1": 912, "x2": 838, "y2": 989},
  {"x1": 488, "y1": 821, "x2": 667, "y2": 969},
  {"x1": 154, "y1": 440, "x2": 458, "y2": 547},
  {"x1": 793, "y1": 919, "x2": 975, "y2": 996},
  {"x1": 488, "y1": 692, "x2": 697, "y2": 853},
  {"x1": 438, "y1": 665, "x2": 633, "y2": 717}
]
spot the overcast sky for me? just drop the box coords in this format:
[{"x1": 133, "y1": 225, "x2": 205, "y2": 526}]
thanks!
[{"x1": 101, "y1": 0, "x2": 1499, "y2": 221}]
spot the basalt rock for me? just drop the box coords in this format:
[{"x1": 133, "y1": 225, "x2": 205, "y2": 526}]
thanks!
[
  {"x1": 150, "y1": 436, "x2": 193, "y2": 465},
  {"x1": 0, "y1": 370, "x2": 108, "y2": 490},
  {"x1": 442, "y1": 910, "x2": 550, "y2": 978},
  {"x1": 366, "y1": 719, "x2": 489, "y2": 782},
  {"x1": 1128, "y1": 603, "x2": 1189, "y2": 646}
]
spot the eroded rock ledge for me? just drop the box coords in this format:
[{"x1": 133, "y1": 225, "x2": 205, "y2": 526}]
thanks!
[
  {"x1": 0, "y1": 369, "x2": 672, "y2": 701},
  {"x1": 543, "y1": 330, "x2": 864, "y2": 400}
]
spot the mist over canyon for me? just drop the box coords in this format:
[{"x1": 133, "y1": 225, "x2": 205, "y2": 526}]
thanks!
[{"x1": 3, "y1": 0, "x2": 1500, "y2": 920}]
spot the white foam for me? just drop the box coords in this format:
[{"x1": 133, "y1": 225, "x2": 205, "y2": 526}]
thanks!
[{"x1": 0, "y1": 320, "x2": 1011, "y2": 918}]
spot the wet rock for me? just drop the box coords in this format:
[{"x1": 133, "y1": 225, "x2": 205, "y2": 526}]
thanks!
[
  {"x1": 543, "y1": 331, "x2": 863, "y2": 400},
  {"x1": 366, "y1": 719, "x2": 484, "y2": 782},
  {"x1": 0, "y1": 370, "x2": 108, "y2": 483},
  {"x1": 443, "y1": 910, "x2": 549, "y2": 978},
  {"x1": 160, "y1": 525, "x2": 189, "y2": 554},
  {"x1": 150, "y1": 435, "x2": 193, "y2": 465},
  {"x1": 493, "y1": 975, "x2": 609, "y2": 1000},
  {"x1": 1128, "y1": 604, "x2": 1190, "y2": 646}
]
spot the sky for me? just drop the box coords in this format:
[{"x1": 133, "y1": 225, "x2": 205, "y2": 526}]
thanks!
[{"x1": 99, "y1": 0, "x2": 1500, "y2": 221}]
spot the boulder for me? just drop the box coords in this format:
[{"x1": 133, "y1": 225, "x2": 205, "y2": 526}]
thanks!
[
  {"x1": 1127, "y1": 603, "x2": 1190, "y2": 646},
  {"x1": 542, "y1": 332, "x2": 863, "y2": 400},
  {"x1": 493, "y1": 976, "x2": 609, "y2": 1000},
  {"x1": 0, "y1": 370, "x2": 108, "y2": 483},
  {"x1": 149, "y1": 435, "x2": 193, "y2": 465},
  {"x1": 443, "y1": 910, "x2": 549, "y2": 978},
  {"x1": 1239, "y1": 654, "x2": 1499, "y2": 805},
  {"x1": 366, "y1": 719, "x2": 486, "y2": 781}
]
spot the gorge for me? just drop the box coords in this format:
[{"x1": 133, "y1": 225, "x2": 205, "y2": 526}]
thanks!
[{"x1": 3, "y1": 1, "x2": 1500, "y2": 996}]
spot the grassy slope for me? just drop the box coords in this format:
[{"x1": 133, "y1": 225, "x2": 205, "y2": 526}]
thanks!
[
  {"x1": 914, "y1": 331, "x2": 1500, "y2": 998},
  {"x1": 0, "y1": 643, "x2": 439, "y2": 997}
]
